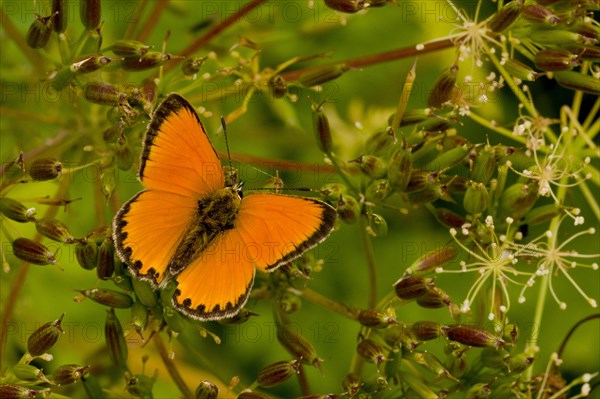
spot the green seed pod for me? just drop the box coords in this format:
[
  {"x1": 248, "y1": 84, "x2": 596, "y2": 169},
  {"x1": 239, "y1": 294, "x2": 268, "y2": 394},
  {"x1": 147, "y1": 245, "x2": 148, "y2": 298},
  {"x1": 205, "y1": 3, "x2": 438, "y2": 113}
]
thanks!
[
  {"x1": 51, "y1": 67, "x2": 77, "y2": 91},
  {"x1": 163, "y1": 306, "x2": 187, "y2": 333},
  {"x1": 195, "y1": 380, "x2": 219, "y2": 399},
  {"x1": 130, "y1": 301, "x2": 149, "y2": 335},
  {"x1": 522, "y1": 4, "x2": 560, "y2": 25},
  {"x1": 112, "y1": 40, "x2": 151, "y2": 57},
  {"x1": 26, "y1": 15, "x2": 52, "y2": 49},
  {"x1": 401, "y1": 372, "x2": 440, "y2": 399},
  {"x1": 507, "y1": 353, "x2": 534, "y2": 373},
  {"x1": 71, "y1": 55, "x2": 112, "y2": 74},
  {"x1": 0, "y1": 384, "x2": 42, "y2": 399},
  {"x1": 277, "y1": 324, "x2": 322, "y2": 367},
  {"x1": 105, "y1": 308, "x2": 128, "y2": 370},
  {"x1": 500, "y1": 183, "x2": 538, "y2": 220},
  {"x1": 179, "y1": 56, "x2": 207, "y2": 76},
  {"x1": 312, "y1": 105, "x2": 333, "y2": 154},
  {"x1": 405, "y1": 170, "x2": 429, "y2": 193},
  {"x1": 416, "y1": 287, "x2": 451, "y2": 308},
  {"x1": 524, "y1": 203, "x2": 560, "y2": 226},
  {"x1": 115, "y1": 140, "x2": 134, "y2": 171},
  {"x1": 472, "y1": 146, "x2": 497, "y2": 183},
  {"x1": 530, "y1": 30, "x2": 587, "y2": 46},
  {"x1": 568, "y1": 20, "x2": 600, "y2": 41},
  {"x1": 0, "y1": 198, "x2": 32, "y2": 223},
  {"x1": 12, "y1": 364, "x2": 50, "y2": 382},
  {"x1": 357, "y1": 339, "x2": 387, "y2": 366},
  {"x1": 79, "y1": 288, "x2": 134, "y2": 308},
  {"x1": 80, "y1": 0, "x2": 101, "y2": 30},
  {"x1": 257, "y1": 360, "x2": 300, "y2": 387},
  {"x1": 358, "y1": 309, "x2": 397, "y2": 328},
  {"x1": 29, "y1": 158, "x2": 62, "y2": 181},
  {"x1": 52, "y1": 0, "x2": 68, "y2": 33},
  {"x1": 52, "y1": 364, "x2": 89, "y2": 385},
  {"x1": 554, "y1": 71, "x2": 600, "y2": 95},
  {"x1": 407, "y1": 180, "x2": 445, "y2": 204},
  {"x1": 336, "y1": 195, "x2": 361, "y2": 224},
  {"x1": 463, "y1": 182, "x2": 490, "y2": 215},
  {"x1": 427, "y1": 64, "x2": 458, "y2": 108},
  {"x1": 365, "y1": 128, "x2": 396, "y2": 155},
  {"x1": 80, "y1": 26, "x2": 102, "y2": 55},
  {"x1": 574, "y1": 45, "x2": 600, "y2": 61},
  {"x1": 411, "y1": 320, "x2": 443, "y2": 341},
  {"x1": 298, "y1": 63, "x2": 350, "y2": 87},
  {"x1": 126, "y1": 374, "x2": 156, "y2": 398},
  {"x1": 269, "y1": 75, "x2": 288, "y2": 98},
  {"x1": 406, "y1": 245, "x2": 458, "y2": 276},
  {"x1": 131, "y1": 278, "x2": 157, "y2": 307},
  {"x1": 102, "y1": 123, "x2": 124, "y2": 143},
  {"x1": 487, "y1": 0, "x2": 523, "y2": 32},
  {"x1": 365, "y1": 179, "x2": 391, "y2": 202},
  {"x1": 445, "y1": 325, "x2": 505, "y2": 348},
  {"x1": 434, "y1": 207, "x2": 466, "y2": 229},
  {"x1": 480, "y1": 347, "x2": 507, "y2": 369},
  {"x1": 84, "y1": 82, "x2": 126, "y2": 106},
  {"x1": 75, "y1": 239, "x2": 98, "y2": 270},
  {"x1": 121, "y1": 52, "x2": 171, "y2": 71},
  {"x1": 503, "y1": 58, "x2": 537, "y2": 82},
  {"x1": 12, "y1": 238, "x2": 56, "y2": 265},
  {"x1": 466, "y1": 382, "x2": 492, "y2": 399},
  {"x1": 324, "y1": 0, "x2": 365, "y2": 13},
  {"x1": 503, "y1": 323, "x2": 519, "y2": 344},
  {"x1": 34, "y1": 218, "x2": 74, "y2": 244},
  {"x1": 445, "y1": 352, "x2": 467, "y2": 378},
  {"x1": 96, "y1": 238, "x2": 115, "y2": 280},
  {"x1": 279, "y1": 292, "x2": 302, "y2": 314},
  {"x1": 387, "y1": 147, "x2": 413, "y2": 192},
  {"x1": 27, "y1": 314, "x2": 64, "y2": 356},
  {"x1": 367, "y1": 213, "x2": 388, "y2": 237},
  {"x1": 534, "y1": 49, "x2": 579, "y2": 71},
  {"x1": 394, "y1": 275, "x2": 432, "y2": 300},
  {"x1": 425, "y1": 144, "x2": 469, "y2": 172},
  {"x1": 320, "y1": 183, "x2": 346, "y2": 201},
  {"x1": 341, "y1": 373, "x2": 361, "y2": 396},
  {"x1": 140, "y1": 79, "x2": 157, "y2": 106},
  {"x1": 351, "y1": 155, "x2": 387, "y2": 178},
  {"x1": 388, "y1": 108, "x2": 430, "y2": 127}
]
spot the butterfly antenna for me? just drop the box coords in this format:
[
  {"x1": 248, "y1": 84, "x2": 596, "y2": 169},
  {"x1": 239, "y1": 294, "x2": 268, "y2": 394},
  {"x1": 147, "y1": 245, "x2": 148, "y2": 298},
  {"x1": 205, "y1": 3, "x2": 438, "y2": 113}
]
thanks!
[{"x1": 220, "y1": 116, "x2": 233, "y2": 172}]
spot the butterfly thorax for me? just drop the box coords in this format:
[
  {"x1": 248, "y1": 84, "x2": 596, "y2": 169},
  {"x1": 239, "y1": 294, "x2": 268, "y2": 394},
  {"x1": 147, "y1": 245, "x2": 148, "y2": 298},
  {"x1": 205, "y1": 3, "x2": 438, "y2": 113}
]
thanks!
[{"x1": 167, "y1": 187, "x2": 241, "y2": 276}]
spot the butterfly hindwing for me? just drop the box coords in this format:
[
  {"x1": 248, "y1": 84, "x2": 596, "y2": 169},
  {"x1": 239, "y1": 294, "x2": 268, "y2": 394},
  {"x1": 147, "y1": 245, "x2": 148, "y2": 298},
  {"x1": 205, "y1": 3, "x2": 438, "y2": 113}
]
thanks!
[{"x1": 139, "y1": 94, "x2": 224, "y2": 198}]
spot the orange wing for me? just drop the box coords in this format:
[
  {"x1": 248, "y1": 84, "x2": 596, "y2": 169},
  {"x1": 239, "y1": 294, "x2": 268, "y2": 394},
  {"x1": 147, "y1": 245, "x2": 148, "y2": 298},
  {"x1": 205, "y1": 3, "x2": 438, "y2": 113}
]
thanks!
[
  {"x1": 173, "y1": 227, "x2": 255, "y2": 320},
  {"x1": 113, "y1": 190, "x2": 196, "y2": 285},
  {"x1": 234, "y1": 194, "x2": 337, "y2": 271},
  {"x1": 139, "y1": 94, "x2": 224, "y2": 197}
]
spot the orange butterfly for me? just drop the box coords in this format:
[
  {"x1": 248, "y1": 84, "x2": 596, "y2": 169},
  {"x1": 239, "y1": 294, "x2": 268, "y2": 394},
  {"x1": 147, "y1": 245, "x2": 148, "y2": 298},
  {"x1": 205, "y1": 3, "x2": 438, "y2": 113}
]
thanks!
[{"x1": 113, "y1": 94, "x2": 336, "y2": 320}]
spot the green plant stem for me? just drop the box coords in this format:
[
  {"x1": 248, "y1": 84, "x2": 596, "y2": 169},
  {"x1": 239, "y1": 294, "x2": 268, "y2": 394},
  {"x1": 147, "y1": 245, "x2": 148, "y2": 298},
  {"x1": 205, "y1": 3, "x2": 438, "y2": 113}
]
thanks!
[
  {"x1": 136, "y1": 0, "x2": 168, "y2": 43},
  {"x1": 555, "y1": 313, "x2": 600, "y2": 364},
  {"x1": 0, "y1": 9, "x2": 46, "y2": 74},
  {"x1": 160, "y1": 0, "x2": 268, "y2": 76},
  {"x1": 578, "y1": 181, "x2": 600, "y2": 223},
  {"x1": 153, "y1": 333, "x2": 194, "y2": 399},
  {"x1": 468, "y1": 112, "x2": 526, "y2": 146},
  {"x1": 360, "y1": 215, "x2": 377, "y2": 310},
  {"x1": 287, "y1": 287, "x2": 356, "y2": 320},
  {"x1": 124, "y1": 0, "x2": 147, "y2": 39},
  {"x1": 297, "y1": 364, "x2": 310, "y2": 396}
]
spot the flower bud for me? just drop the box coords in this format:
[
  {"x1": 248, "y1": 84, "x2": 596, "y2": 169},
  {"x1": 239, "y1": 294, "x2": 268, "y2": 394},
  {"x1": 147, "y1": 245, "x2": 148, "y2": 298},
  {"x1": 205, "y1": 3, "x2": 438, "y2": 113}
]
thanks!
[
  {"x1": 115, "y1": 138, "x2": 134, "y2": 171},
  {"x1": 357, "y1": 339, "x2": 388, "y2": 366},
  {"x1": 463, "y1": 182, "x2": 490, "y2": 215},
  {"x1": 554, "y1": 71, "x2": 600, "y2": 95},
  {"x1": 298, "y1": 63, "x2": 349, "y2": 87},
  {"x1": 472, "y1": 146, "x2": 497, "y2": 183},
  {"x1": 574, "y1": 45, "x2": 600, "y2": 61},
  {"x1": 312, "y1": 105, "x2": 333, "y2": 154},
  {"x1": 416, "y1": 287, "x2": 451, "y2": 308},
  {"x1": 487, "y1": 0, "x2": 522, "y2": 32},
  {"x1": 130, "y1": 301, "x2": 149, "y2": 335},
  {"x1": 131, "y1": 278, "x2": 157, "y2": 307},
  {"x1": 112, "y1": 40, "x2": 151, "y2": 58},
  {"x1": 434, "y1": 207, "x2": 466, "y2": 229},
  {"x1": 75, "y1": 239, "x2": 98, "y2": 270},
  {"x1": 522, "y1": 4, "x2": 560, "y2": 25},
  {"x1": 466, "y1": 383, "x2": 491, "y2": 399},
  {"x1": 534, "y1": 49, "x2": 578, "y2": 71},
  {"x1": 105, "y1": 308, "x2": 128, "y2": 370},
  {"x1": 406, "y1": 246, "x2": 458, "y2": 275},
  {"x1": 179, "y1": 56, "x2": 207, "y2": 77},
  {"x1": 35, "y1": 218, "x2": 75, "y2": 243},
  {"x1": 26, "y1": 15, "x2": 52, "y2": 49},
  {"x1": 27, "y1": 314, "x2": 64, "y2": 356},
  {"x1": 342, "y1": 373, "x2": 361, "y2": 396},
  {"x1": 79, "y1": 288, "x2": 134, "y2": 308},
  {"x1": 350, "y1": 155, "x2": 387, "y2": 178},
  {"x1": 121, "y1": 52, "x2": 172, "y2": 71},
  {"x1": 499, "y1": 183, "x2": 538, "y2": 220},
  {"x1": 0, "y1": 384, "x2": 43, "y2": 399},
  {"x1": 507, "y1": 353, "x2": 534, "y2": 373},
  {"x1": 12, "y1": 238, "x2": 56, "y2": 265},
  {"x1": 277, "y1": 324, "x2": 322, "y2": 367},
  {"x1": 524, "y1": 204, "x2": 560, "y2": 226},
  {"x1": 53, "y1": 364, "x2": 89, "y2": 385},
  {"x1": 530, "y1": 30, "x2": 588, "y2": 46},
  {"x1": 407, "y1": 180, "x2": 446, "y2": 204},
  {"x1": 387, "y1": 148, "x2": 413, "y2": 192},
  {"x1": 257, "y1": 360, "x2": 300, "y2": 387},
  {"x1": 324, "y1": 0, "x2": 365, "y2": 13},
  {"x1": 336, "y1": 195, "x2": 361, "y2": 224},
  {"x1": 126, "y1": 374, "x2": 156, "y2": 398},
  {"x1": 366, "y1": 212, "x2": 388, "y2": 237},
  {"x1": 480, "y1": 347, "x2": 507, "y2": 369},
  {"x1": 445, "y1": 325, "x2": 505, "y2": 348},
  {"x1": 52, "y1": 0, "x2": 68, "y2": 33},
  {"x1": 12, "y1": 364, "x2": 50, "y2": 383},
  {"x1": 96, "y1": 238, "x2": 115, "y2": 280},
  {"x1": 427, "y1": 64, "x2": 458, "y2": 108},
  {"x1": 320, "y1": 183, "x2": 345, "y2": 201},
  {"x1": 268, "y1": 75, "x2": 288, "y2": 98},
  {"x1": 402, "y1": 372, "x2": 440, "y2": 398},
  {"x1": 195, "y1": 380, "x2": 219, "y2": 399},
  {"x1": 278, "y1": 292, "x2": 302, "y2": 314},
  {"x1": 80, "y1": 0, "x2": 101, "y2": 30},
  {"x1": 365, "y1": 179, "x2": 391, "y2": 203},
  {"x1": 71, "y1": 55, "x2": 112, "y2": 74},
  {"x1": 411, "y1": 321, "x2": 443, "y2": 341},
  {"x1": 0, "y1": 198, "x2": 32, "y2": 223},
  {"x1": 365, "y1": 128, "x2": 396, "y2": 155},
  {"x1": 394, "y1": 275, "x2": 432, "y2": 300},
  {"x1": 29, "y1": 158, "x2": 62, "y2": 181},
  {"x1": 84, "y1": 82, "x2": 126, "y2": 106},
  {"x1": 425, "y1": 144, "x2": 469, "y2": 172}
]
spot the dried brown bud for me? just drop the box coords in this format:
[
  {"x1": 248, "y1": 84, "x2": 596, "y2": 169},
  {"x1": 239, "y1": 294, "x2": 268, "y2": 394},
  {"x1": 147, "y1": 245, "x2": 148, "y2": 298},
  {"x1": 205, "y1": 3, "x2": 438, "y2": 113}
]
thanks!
[
  {"x1": 445, "y1": 325, "x2": 505, "y2": 348},
  {"x1": 298, "y1": 63, "x2": 349, "y2": 87},
  {"x1": 12, "y1": 238, "x2": 56, "y2": 265},
  {"x1": 269, "y1": 75, "x2": 288, "y2": 98},
  {"x1": 35, "y1": 218, "x2": 75, "y2": 243},
  {"x1": 487, "y1": 0, "x2": 522, "y2": 32},
  {"x1": 27, "y1": 314, "x2": 64, "y2": 356},
  {"x1": 29, "y1": 158, "x2": 62, "y2": 181},
  {"x1": 0, "y1": 198, "x2": 33, "y2": 223},
  {"x1": 52, "y1": 364, "x2": 89, "y2": 385},
  {"x1": 84, "y1": 82, "x2": 126, "y2": 106},
  {"x1": 356, "y1": 339, "x2": 388, "y2": 366},
  {"x1": 358, "y1": 309, "x2": 397, "y2": 328},
  {"x1": 534, "y1": 49, "x2": 578, "y2": 71},
  {"x1": 195, "y1": 380, "x2": 218, "y2": 399},
  {"x1": 105, "y1": 308, "x2": 128, "y2": 370},
  {"x1": 52, "y1": 0, "x2": 68, "y2": 33},
  {"x1": 71, "y1": 55, "x2": 112, "y2": 74},
  {"x1": 313, "y1": 105, "x2": 333, "y2": 154},
  {"x1": 277, "y1": 324, "x2": 322, "y2": 367},
  {"x1": 406, "y1": 246, "x2": 458, "y2": 275},
  {"x1": 121, "y1": 52, "x2": 172, "y2": 71},
  {"x1": 26, "y1": 15, "x2": 52, "y2": 49},
  {"x1": 411, "y1": 321, "x2": 443, "y2": 341},
  {"x1": 75, "y1": 239, "x2": 98, "y2": 270},
  {"x1": 416, "y1": 287, "x2": 451, "y2": 308},
  {"x1": 257, "y1": 360, "x2": 300, "y2": 387},
  {"x1": 112, "y1": 40, "x2": 151, "y2": 57},
  {"x1": 427, "y1": 64, "x2": 458, "y2": 108},
  {"x1": 324, "y1": 0, "x2": 365, "y2": 13},
  {"x1": 96, "y1": 238, "x2": 115, "y2": 280},
  {"x1": 336, "y1": 195, "x2": 361, "y2": 224},
  {"x1": 522, "y1": 4, "x2": 560, "y2": 25},
  {"x1": 394, "y1": 275, "x2": 432, "y2": 300},
  {"x1": 80, "y1": 0, "x2": 101, "y2": 30}
]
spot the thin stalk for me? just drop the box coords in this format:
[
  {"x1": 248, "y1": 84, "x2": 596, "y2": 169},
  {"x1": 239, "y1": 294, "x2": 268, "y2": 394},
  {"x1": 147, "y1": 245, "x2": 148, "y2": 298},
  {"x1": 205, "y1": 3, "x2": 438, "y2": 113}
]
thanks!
[
  {"x1": 360, "y1": 215, "x2": 377, "y2": 310},
  {"x1": 297, "y1": 364, "x2": 310, "y2": 396},
  {"x1": 287, "y1": 287, "x2": 356, "y2": 320},
  {"x1": 469, "y1": 112, "x2": 526, "y2": 145},
  {"x1": 136, "y1": 1, "x2": 169, "y2": 43},
  {"x1": 578, "y1": 181, "x2": 600, "y2": 223},
  {"x1": 124, "y1": 0, "x2": 148, "y2": 39},
  {"x1": 153, "y1": 332, "x2": 194, "y2": 399}
]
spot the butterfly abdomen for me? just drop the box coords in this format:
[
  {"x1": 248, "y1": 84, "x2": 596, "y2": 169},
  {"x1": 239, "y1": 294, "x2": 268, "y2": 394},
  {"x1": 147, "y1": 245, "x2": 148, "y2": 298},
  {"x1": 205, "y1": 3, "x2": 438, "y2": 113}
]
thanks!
[{"x1": 167, "y1": 188, "x2": 241, "y2": 275}]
